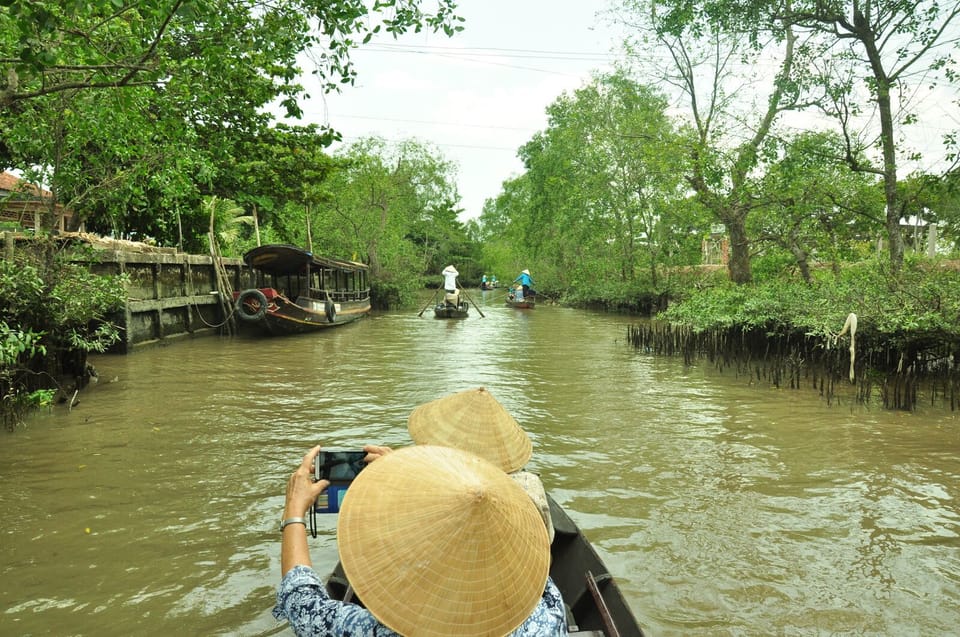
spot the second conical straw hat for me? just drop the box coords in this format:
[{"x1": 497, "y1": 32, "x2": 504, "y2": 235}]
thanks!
[
  {"x1": 337, "y1": 445, "x2": 550, "y2": 637},
  {"x1": 407, "y1": 387, "x2": 533, "y2": 473}
]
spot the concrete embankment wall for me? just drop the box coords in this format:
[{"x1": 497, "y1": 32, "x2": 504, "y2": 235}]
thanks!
[
  {"x1": 85, "y1": 249, "x2": 256, "y2": 353},
  {"x1": 3, "y1": 232, "x2": 256, "y2": 353}
]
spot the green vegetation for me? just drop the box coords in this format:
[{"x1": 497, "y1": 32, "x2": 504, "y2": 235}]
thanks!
[
  {"x1": 632, "y1": 256, "x2": 960, "y2": 410},
  {"x1": 0, "y1": 1, "x2": 463, "y2": 250},
  {"x1": 1, "y1": 241, "x2": 126, "y2": 430},
  {"x1": 658, "y1": 257, "x2": 960, "y2": 345},
  {"x1": 469, "y1": 1, "x2": 959, "y2": 409},
  {"x1": 2, "y1": 0, "x2": 958, "y2": 422},
  {"x1": 0, "y1": 1, "x2": 466, "y2": 427}
]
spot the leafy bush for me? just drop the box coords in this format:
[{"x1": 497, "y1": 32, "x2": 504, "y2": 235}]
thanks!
[
  {"x1": 1, "y1": 320, "x2": 48, "y2": 430},
  {"x1": 0, "y1": 241, "x2": 127, "y2": 429},
  {"x1": 657, "y1": 257, "x2": 960, "y2": 346}
]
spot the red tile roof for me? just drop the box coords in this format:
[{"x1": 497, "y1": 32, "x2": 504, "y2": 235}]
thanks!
[
  {"x1": 0, "y1": 171, "x2": 51, "y2": 198},
  {"x1": 1, "y1": 171, "x2": 74, "y2": 230}
]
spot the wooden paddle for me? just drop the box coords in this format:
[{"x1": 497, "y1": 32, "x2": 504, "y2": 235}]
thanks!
[
  {"x1": 417, "y1": 287, "x2": 440, "y2": 317},
  {"x1": 457, "y1": 282, "x2": 485, "y2": 318},
  {"x1": 586, "y1": 570, "x2": 620, "y2": 637}
]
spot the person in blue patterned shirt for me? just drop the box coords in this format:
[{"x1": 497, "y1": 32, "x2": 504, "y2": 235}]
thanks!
[{"x1": 274, "y1": 444, "x2": 567, "y2": 637}]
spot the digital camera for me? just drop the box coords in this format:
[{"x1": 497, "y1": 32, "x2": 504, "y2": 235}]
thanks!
[{"x1": 313, "y1": 450, "x2": 366, "y2": 514}]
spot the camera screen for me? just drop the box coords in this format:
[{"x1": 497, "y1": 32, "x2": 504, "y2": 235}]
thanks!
[{"x1": 316, "y1": 450, "x2": 367, "y2": 482}]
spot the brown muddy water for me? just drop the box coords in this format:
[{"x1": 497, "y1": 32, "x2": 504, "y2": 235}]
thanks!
[{"x1": 1, "y1": 291, "x2": 958, "y2": 636}]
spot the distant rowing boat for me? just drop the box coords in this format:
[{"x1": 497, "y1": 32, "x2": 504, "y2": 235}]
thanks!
[
  {"x1": 419, "y1": 285, "x2": 485, "y2": 319},
  {"x1": 433, "y1": 300, "x2": 469, "y2": 319}
]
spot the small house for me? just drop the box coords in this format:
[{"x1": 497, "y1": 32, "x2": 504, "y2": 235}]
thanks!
[{"x1": 0, "y1": 171, "x2": 76, "y2": 232}]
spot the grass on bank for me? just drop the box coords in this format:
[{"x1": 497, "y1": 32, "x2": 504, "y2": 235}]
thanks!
[
  {"x1": 655, "y1": 255, "x2": 960, "y2": 353},
  {"x1": 562, "y1": 253, "x2": 960, "y2": 372}
]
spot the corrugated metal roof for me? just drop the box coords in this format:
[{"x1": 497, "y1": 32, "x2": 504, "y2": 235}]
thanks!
[{"x1": 242, "y1": 244, "x2": 367, "y2": 275}]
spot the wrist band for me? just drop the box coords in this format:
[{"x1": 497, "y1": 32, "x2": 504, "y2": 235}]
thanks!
[{"x1": 279, "y1": 517, "x2": 307, "y2": 532}]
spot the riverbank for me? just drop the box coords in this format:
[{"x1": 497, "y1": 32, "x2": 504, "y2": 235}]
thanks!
[{"x1": 621, "y1": 258, "x2": 960, "y2": 410}]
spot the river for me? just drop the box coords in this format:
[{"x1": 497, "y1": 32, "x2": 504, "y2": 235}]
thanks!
[{"x1": 1, "y1": 291, "x2": 958, "y2": 636}]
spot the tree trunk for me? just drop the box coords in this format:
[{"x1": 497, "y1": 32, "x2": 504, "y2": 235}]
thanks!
[
  {"x1": 854, "y1": 11, "x2": 904, "y2": 275},
  {"x1": 725, "y1": 213, "x2": 752, "y2": 284},
  {"x1": 789, "y1": 244, "x2": 812, "y2": 284},
  {"x1": 366, "y1": 241, "x2": 382, "y2": 278},
  {"x1": 876, "y1": 79, "x2": 904, "y2": 274}
]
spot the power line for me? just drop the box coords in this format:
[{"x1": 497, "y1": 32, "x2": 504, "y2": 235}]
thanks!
[
  {"x1": 357, "y1": 47, "x2": 595, "y2": 77},
  {"x1": 336, "y1": 135, "x2": 519, "y2": 152},
  {"x1": 363, "y1": 42, "x2": 618, "y2": 62},
  {"x1": 353, "y1": 42, "x2": 619, "y2": 77},
  {"x1": 333, "y1": 113, "x2": 534, "y2": 132}
]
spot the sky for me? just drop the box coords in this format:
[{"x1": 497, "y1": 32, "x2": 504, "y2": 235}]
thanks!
[
  {"x1": 291, "y1": 0, "x2": 625, "y2": 222},
  {"x1": 286, "y1": 1, "x2": 959, "y2": 224}
]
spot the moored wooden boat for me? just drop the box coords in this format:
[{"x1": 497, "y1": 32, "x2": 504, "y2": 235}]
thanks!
[
  {"x1": 433, "y1": 300, "x2": 469, "y2": 319},
  {"x1": 323, "y1": 493, "x2": 644, "y2": 636},
  {"x1": 233, "y1": 244, "x2": 370, "y2": 336}
]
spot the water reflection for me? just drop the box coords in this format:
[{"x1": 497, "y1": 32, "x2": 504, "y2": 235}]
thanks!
[{"x1": 0, "y1": 302, "x2": 958, "y2": 636}]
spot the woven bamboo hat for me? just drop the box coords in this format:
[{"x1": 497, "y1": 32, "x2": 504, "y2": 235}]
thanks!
[
  {"x1": 337, "y1": 445, "x2": 550, "y2": 637},
  {"x1": 407, "y1": 387, "x2": 533, "y2": 473}
]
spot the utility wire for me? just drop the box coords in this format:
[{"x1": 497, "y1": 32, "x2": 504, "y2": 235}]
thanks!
[
  {"x1": 337, "y1": 135, "x2": 519, "y2": 152},
  {"x1": 334, "y1": 113, "x2": 533, "y2": 132},
  {"x1": 363, "y1": 42, "x2": 618, "y2": 62}
]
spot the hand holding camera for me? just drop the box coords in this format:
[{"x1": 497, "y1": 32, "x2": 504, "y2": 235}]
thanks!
[
  {"x1": 284, "y1": 445, "x2": 392, "y2": 537},
  {"x1": 313, "y1": 449, "x2": 368, "y2": 514},
  {"x1": 283, "y1": 446, "x2": 330, "y2": 522}
]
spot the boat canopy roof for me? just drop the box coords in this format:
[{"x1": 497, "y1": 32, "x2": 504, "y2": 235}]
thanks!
[{"x1": 243, "y1": 244, "x2": 368, "y2": 276}]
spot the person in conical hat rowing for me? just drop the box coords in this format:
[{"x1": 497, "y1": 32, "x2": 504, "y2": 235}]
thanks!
[
  {"x1": 273, "y1": 444, "x2": 567, "y2": 636},
  {"x1": 441, "y1": 264, "x2": 460, "y2": 307},
  {"x1": 512, "y1": 269, "x2": 534, "y2": 299}
]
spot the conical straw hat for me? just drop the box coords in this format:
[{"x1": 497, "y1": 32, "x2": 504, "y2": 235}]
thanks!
[
  {"x1": 407, "y1": 387, "x2": 533, "y2": 473},
  {"x1": 337, "y1": 445, "x2": 550, "y2": 637}
]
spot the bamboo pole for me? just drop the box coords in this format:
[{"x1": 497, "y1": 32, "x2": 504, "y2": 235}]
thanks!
[
  {"x1": 417, "y1": 287, "x2": 441, "y2": 317},
  {"x1": 457, "y1": 282, "x2": 485, "y2": 318}
]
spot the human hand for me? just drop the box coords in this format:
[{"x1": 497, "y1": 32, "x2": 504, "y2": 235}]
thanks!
[
  {"x1": 283, "y1": 445, "x2": 329, "y2": 519},
  {"x1": 363, "y1": 444, "x2": 394, "y2": 463}
]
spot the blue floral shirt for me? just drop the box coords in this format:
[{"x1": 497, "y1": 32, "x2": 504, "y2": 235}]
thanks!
[{"x1": 273, "y1": 565, "x2": 568, "y2": 636}]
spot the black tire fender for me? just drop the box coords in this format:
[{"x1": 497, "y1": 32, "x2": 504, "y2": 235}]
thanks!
[
  {"x1": 325, "y1": 299, "x2": 336, "y2": 323},
  {"x1": 236, "y1": 289, "x2": 268, "y2": 322}
]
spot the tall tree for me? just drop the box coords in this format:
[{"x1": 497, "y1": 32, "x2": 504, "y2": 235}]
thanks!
[
  {"x1": 516, "y1": 72, "x2": 692, "y2": 293},
  {"x1": 616, "y1": 0, "x2": 811, "y2": 284},
  {"x1": 0, "y1": 0, "x2": 462, "y2": 239},
  {"x1": 779, "y1": 0, "x2": 960, "y2": 275},
  {"x1": 477, "y1": 174, "x2": 534, "y2": 282},
  {"x1": 897, "y1": 169, "x2": 960, "y2": 252},
  {"x1": 314, "y1": 137, "x2": 461, "y2": 281},
  {"x1": 753, "y1": 131, "x2": 885, "y2": 281},
  {"x1": 202, "y1": 123, "x2": 342, "y2": 253},
  {"x1": 0, "y1": 0, "x2": 461, "y2": 112}
]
